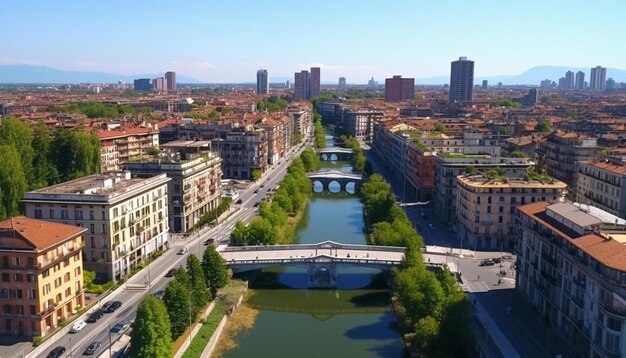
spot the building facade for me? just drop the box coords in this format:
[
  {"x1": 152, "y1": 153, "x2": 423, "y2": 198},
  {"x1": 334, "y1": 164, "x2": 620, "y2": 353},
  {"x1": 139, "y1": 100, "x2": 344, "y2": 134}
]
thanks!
[
  {"x1": 22, "y1": 172, "x2": 171, "y2": 282},
  {"x1": 576, "y1": 159, "x2": 626, "y2": 219},
  {"x1": 294, "y1": 70, "x2": 310, "y2": 100},
  {"x1": 152, "y1": 77, "x2": 166, "y2": 93},
  {"x1": 590, "y1": 66, "x2": 607, "y2": 92},
  {"x1": 125, "y1": 151, "x2": 222, "y2": 233},
  {"x1": 217, "y1": 128, "x2": 267, "y2": 180},
  {"x1": 516, "y1": 201, "x2": 626, "y2": 358},
  {"x1": 256, "y1": 69, "x2": 269, "y2": 95},
  {"x1": 0, "y1": 217, "x2": 86, "y2": 338},
  {"x1": 384, "y1": 75, "x2": 415, "y2": 102},
  {"x1": 310, "y1": 67, "x2": 321, "y2": 98},
  {"x1": 133, "y1": 79, "x2": 151, "y2": 91},
  {"x1": 449, "y1": 56, "x2": 474, "y2": 103},
  {"x1": 456, "y1": 174, "x2": 566, "y2": 250},
  {"x1": 575, "y1": 71, "x2": 585, "y2": 90},
  {"x1": 338, "y1": 77, "x2": 346, "y2": 91},
  {"x1": 165, "y1": 71, "x2": 177, "y2": 92},
  {"x1": 343, "y1": 110, "x2": 382, "y2": 142},
  {"x1": 98, "y1": 126, "x2": 160, "y2": 172}
]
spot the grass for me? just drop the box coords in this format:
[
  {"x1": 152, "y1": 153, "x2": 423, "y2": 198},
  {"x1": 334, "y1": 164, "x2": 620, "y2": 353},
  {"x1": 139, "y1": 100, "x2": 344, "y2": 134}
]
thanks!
[
  {"x1": 211, "y1": 292, "x2": 260, "y2": 358},
  {"x1": 180, "y1": 300, "x2": 227, "y2": 358}
]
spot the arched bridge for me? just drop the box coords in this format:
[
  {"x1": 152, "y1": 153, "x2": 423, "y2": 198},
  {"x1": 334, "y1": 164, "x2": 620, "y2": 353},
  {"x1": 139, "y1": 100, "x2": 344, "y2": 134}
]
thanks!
[
  {"x1": 220, "y1": 241, "x2": 404, "y2": 288},
  {"x1": 307, "y1": 170, "x2": 364, "y2": 193},
  {"x1": 318, "y1": 147, "x2": 355, "y2": 161}
]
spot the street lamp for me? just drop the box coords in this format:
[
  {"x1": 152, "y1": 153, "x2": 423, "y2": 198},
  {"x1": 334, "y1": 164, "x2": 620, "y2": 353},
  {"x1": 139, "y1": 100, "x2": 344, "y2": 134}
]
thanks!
[{"x1": 69, "y1": 337, "x2": 72, "y2": 358}]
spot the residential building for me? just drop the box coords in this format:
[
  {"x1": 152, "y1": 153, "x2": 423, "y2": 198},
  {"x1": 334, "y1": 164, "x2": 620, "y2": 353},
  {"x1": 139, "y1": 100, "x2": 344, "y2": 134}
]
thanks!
[
  {"x1": 536, "y1": 131, "x2": 602, "y2": 198},
  {"x1": 98, "y1": 126, "x2": 160, "y2": 172},
  {"x1": 342, "y1": 110, "x2": 382, "y2": 142},
  {"x1": 287, "y1": 105, "x2": 313, "y2": 140},
  {"x1": 384, "y1": 75, "x2": 415, "y2": 102},
  {"x1": 520, "y1": 88, "x2": 539, "y2": 107},
  {"x1": 22, "y1": 172, "x2": 171, "y2": 282},
  {"x1": 217, "y1": 128, "x2": 267, "y2": 180},
  {"x1": 482, "y1": 80, "x2": 488, "y2": 89},
  {"x1": 576, "y1": 159, "x2": 626, "y2": 219},
  {"x1": 434, "y1": 155, "x2": 534, "y2": 224},
  {"x1": 456, "y1": 173, "x2": 566, "y2": 250},
  {"x1": 310, "y1": 67, "x2": 321, "y2": 98},
  {"x1": 590, "y1": 66, "x2": 607, "y2": 92},
  {"x1": 565, "y1": 71, "x2": 575, "y2": 90},
  {"x1": 0, "y1": 217, "x2": 86, "y2": 338},
  {"x1": 165, "y1": 71, "x2": 176, "y2": 92},
  {"x1": 338, "y1": 77, "x2": 347, "y2": 91},
  {"x1": 575, "y1": 71, "x2": 585, "y2": 90},
  {"x1": 294, "y1": 70, "x2": 310, "y2": 100},
  {"x1": 133, "y1": 79, "x2": 151, "y2": 91},
  {"x1": 152, "y1": 77, "x2": 165, "y2": 93},
  {"x1": 449, "y1": 56, "x2": 474, "y2": 103},
  {"x1": 516, "y1": 201, "x2": 626, "y2": 357},
  {"x1": 256, "y1": 69, "x2": 269, "y2": 95},
  {"x1": 606, "y1": 78, "x2": 616, "y2": 91}
]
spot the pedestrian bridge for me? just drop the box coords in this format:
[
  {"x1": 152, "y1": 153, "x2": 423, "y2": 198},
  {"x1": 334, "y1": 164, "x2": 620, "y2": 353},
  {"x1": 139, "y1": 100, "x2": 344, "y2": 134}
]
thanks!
[
  {"x1": 318, "y1": 147, "x2": 355, "y2": 161},
  {"x1": 307, "y1": 170, "x2": 364, "y2": 193},
  {"x1": 220, "y1": 241, "x2": 404, "y2": 288}
]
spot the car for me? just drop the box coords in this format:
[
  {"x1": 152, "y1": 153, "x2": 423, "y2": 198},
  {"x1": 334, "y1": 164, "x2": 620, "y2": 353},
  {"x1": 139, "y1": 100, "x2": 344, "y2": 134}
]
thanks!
[
  {"x1": 83, "y1": 341, "x2": 102, "y2": 355},
  {"x1": 479, "y1": 259, "x2": 496, "y2": 266},
  {"x1": 253, "y1": 201, "x2": 261, "y2": 207},
  {"x1": 260, "y1": 184, "x2": 265, "y2": 188},
  {"x1": 254, "y1": 189, "x2": 259, "y2": 193},
  {"x1": 236, "y1": 199, "x2": 242, "y2": 204},
  {"x1": 165, "y1": 268, "x2": 177, "y2": 278},
  {"x1": 153, "y1": 290, "x2": 166, "y2": 299},
  {"x1": 46, "y1": 346, "x2": 66, "y2": 358},
  {"x1": 491, "y1": 257, "x2": 502, "y2": 264},
  {"x1": 203, "y1": 238, "x2": 215, "y2": 246},
  {"x1": 110, "y1": 321, "x2": 130, "y2": 333},
  {"x1": 103, "y1": 301, "x2": 122, "y2": 313},
  {"x1": 69, "y1": 319, "x2": 87, "y2": 333},
  {"x1": 86, "y1": 310, "x2": 104, "y2": 323},
  {"x1": 178, "y1": 246, "x2": 189, "y2": 255}
]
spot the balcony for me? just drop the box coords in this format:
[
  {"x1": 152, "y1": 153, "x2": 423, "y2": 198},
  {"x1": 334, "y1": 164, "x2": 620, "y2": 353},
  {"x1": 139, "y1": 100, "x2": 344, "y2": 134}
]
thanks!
[
  {"x1": 603, "y1": 294, "x2": 626, "y2": 318},
  {"x1": 38, "y1": 244, "x2": 84, "y2": 270},
  {"x1": 541, "y1": 252, "x2": 557, "y2": 266},
  {"x1": 573, "y1": 277, "x2": 586, "y2": 289}
]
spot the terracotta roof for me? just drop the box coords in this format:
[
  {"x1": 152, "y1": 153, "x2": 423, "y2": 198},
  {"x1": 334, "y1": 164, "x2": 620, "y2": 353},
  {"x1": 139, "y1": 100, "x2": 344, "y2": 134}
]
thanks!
[
  {"x1": 582, "y1": 161, "x2": 626, "y2": 175},
  {"x1": 0, "y1": 216, "x2": 86, "y2": 251},
  {"x1": 97, "y1": 127, "x2": 158, "y2": 140},
  {"x1": 570, "y1": 234, "x2": 626, "y2": 272}
]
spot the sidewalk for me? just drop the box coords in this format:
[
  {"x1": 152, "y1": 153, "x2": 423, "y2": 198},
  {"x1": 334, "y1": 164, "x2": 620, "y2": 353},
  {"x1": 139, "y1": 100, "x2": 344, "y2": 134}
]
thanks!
[{"x1": 468, "y1": 292, "x2": 521, "y2": 358}]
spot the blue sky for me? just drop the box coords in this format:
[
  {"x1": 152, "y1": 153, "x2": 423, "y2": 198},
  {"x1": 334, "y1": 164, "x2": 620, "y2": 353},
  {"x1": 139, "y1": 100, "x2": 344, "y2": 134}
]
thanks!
[{"x1": 2, "y1": 0, "x2": 625, "y2": 83}]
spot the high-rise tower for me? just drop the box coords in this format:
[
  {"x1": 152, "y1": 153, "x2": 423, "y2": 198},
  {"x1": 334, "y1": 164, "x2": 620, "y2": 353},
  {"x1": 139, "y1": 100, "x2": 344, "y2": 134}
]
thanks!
[
  {"x1": 590, "y1": 66, "x2": 607, "y2": 91},
  {"x1": 449, "y1": 56, "x2": 474, "y2": 103},
  {"x1": 256, "y1": 69, "x2": 269, "y2": 95}
]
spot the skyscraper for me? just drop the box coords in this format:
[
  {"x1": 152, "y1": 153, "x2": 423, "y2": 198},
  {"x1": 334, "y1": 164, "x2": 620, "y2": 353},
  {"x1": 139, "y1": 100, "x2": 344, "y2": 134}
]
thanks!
[
  {"x1": 482, "y1": 80, "x2": 488, "y2": 89},
  {"x1": 590, "y1": 66, "x2": 607, "y2": 91},
  {"x1": 338, "y1": 77, "x2": 347, "y2": 91},
  {"x1": 294, "y1": 67, "x2": 321, "y2": 100},
  {"x1": 575, "y1": 71, "x2": 585, "y2": 90},
  {"x1": 133, "y1": 78, "x2": 151, "y2": 91},
  {"x1": 310, "y1": 67, "x2": 321, "y2": 98},
  {"x1": 384, "y1": 75, "x2": 415, "y2": 102},
  {"x1": 152, "y1": 77, "x2": 166, "y2": 92},
  {"x1": 165, "y1": 71, "x2": 177, "y2": 92},
  {"x1": 449, "y1": 56, "x2": 474, "y2": 103},
  {"x1": 565, "y1": 71, "x2": 575, "y2": 90},
  {"x1": 256, "y1": 69, "x2": 269, "y2": 95},
  {"x1": 294, "y1": 70, "x2": 310, "y2": 100}
]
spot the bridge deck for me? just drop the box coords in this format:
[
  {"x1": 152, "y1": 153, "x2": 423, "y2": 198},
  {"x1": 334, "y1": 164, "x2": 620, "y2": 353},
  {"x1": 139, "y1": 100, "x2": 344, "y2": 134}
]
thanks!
[
  {"x1": 221, "y1": 247, "x2": 403, "y2": 263},
  {"x1": 307, "y1": 170, "x2": 363, "y2": 180},
  {"x1": 318, "y1": 147, "x2": 354, "y2": 153}
]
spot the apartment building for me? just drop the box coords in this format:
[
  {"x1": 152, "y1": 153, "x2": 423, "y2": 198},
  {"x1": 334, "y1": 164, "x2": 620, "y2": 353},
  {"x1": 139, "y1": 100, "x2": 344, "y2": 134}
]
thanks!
[
  {"x1": 287, "y1": 105, "x2": 312, "y2": 140},
  {"x1": 536, "y1": 131, "x2": 602, "y2": 198},
  {"x1": 22, "y1": 172, "x2": 170, "y2": 282},
  {"x1": 434, "y1": 155, "x2": 534, "y2": 224},
  {"x1": 98, "y1": 126, "x2": 160, "y2": 172},
  {"x1": 576, "y1": 159, "x2": 626, "y2": 219},
  {"x1": 456, "y1": 174, "x2": 566, "y2": 250},
  {"x1": 125, "y1": 145, "x2": 223, "y2": 232},
  {"x1": 218, "y1": 127, "x2": 267, "y2": 180},
  {"x1": 0, "y1": 217, "x2": 85, "y2": 338},
  {"x1": 516, "y1": 201, "x2": 626, "y2": 357},
  {"x1": 343, "y1": 110, "x2": 382, "y2": 142}
]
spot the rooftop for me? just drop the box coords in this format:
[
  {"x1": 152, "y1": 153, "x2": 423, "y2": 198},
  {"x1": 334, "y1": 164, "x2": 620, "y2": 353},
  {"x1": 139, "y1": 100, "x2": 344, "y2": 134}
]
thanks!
[
  {"x1": 0, "y1": 216, "x2": 86, "y2": 251},
  {"x1": 581, "y1": 160, "x2": 626, "y2": 175}
]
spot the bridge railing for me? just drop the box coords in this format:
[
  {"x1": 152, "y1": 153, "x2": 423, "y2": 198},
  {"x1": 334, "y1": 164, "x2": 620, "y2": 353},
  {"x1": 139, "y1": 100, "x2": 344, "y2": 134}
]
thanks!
[
  {"x1": 225, "y1": 257, "x2": 402, "y2": 266},
  {"x1": 222, "y1": 242, "x2": 406, "y2": 253}
]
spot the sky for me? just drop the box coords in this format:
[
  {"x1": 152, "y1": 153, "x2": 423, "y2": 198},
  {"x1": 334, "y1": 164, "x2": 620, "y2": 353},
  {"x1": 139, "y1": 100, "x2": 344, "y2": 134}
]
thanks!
[{"x1": 2, "y1": 0, "x2": 626, "y2": 83}]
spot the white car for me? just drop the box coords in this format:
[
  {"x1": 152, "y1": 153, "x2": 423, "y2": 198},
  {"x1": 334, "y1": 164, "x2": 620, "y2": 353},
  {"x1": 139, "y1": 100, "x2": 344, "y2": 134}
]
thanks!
[
  {"x1": 69, "y1": 319, "x2": 87, "y2": 333},
  {"x1": 178, "y1": 247, "x2": 189, "y2": 255}
]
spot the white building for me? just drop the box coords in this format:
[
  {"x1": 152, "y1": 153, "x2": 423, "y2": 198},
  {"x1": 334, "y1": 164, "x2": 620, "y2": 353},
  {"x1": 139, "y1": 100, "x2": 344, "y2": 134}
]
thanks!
[{"x1": 22, "y1": 172, "x2": 171, "y2": 282}]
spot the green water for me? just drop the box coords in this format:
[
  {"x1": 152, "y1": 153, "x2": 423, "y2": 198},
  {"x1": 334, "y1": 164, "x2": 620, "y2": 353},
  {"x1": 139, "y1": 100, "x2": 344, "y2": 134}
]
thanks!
[{"x1": 223, "y1": 158, "x2": 403, "y2": 357}]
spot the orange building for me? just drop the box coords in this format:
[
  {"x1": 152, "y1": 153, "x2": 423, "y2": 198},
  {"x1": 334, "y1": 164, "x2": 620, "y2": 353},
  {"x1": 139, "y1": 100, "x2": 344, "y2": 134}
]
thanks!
[{"x1": 0, "y1": 217, "x2": 86, "y2": 337}]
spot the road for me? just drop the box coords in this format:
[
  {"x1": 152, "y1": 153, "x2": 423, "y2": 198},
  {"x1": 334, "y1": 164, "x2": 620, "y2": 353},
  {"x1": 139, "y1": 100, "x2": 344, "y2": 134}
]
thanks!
[{"x1": 32, "y1": 138, "x2": 312, "y2": 358}]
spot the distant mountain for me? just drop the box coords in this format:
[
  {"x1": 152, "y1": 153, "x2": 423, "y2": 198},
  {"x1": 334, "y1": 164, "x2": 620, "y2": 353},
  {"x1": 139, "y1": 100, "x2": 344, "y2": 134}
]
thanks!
[
  {"x1": 415, "y1": 65, "x2": 626, "y2": 86},
  {"x1": 0, "y1": 65, "x2": 201, "y2": 84}
]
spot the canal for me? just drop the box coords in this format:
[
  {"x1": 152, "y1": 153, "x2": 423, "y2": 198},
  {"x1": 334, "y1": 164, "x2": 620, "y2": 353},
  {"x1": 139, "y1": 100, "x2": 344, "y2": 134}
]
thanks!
[{"x1": 221, "y1": 135, "x2": 403, "y2": 358}]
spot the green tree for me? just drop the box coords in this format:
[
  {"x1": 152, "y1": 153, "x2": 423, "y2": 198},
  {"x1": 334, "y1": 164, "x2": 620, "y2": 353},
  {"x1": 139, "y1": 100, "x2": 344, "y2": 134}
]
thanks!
[
  {"x1": 51, "y1": 129, "x2": 101, "y2": 181},
  {"x1": 31, "y1": 122, "x2": 59, "y2": 188},
  {"x1": 252, "y1": 169, "x2": 262, "y2": 181},
  {"x1": 186, "y1": 255, "x2": 209, "y2": 308},
  {"x1": 300, "y1": 148, "x2": 320, "y2": 172},
  {"x1": 202, "y1": 246, "x2": 229, "y2": 297},
  {"x1": 411, "y1": 315, "x2": 440, "y2": 353},
  {"x1": 0, "y1": 117, "x2": 35, "y2": 186},
  {"x1": 147, "y1": 146, "x2": 160, "y2": 156},
  {"x1": 511, "y1": 150, "x2": 528, "y2": 158},
  {"x1": 230, "y1": 221, "x2": 249, "y2": 246},
  {"x1": 129, "y1": 295, "x2": 172, "y2": 358},
  {"x1": 247, "y1": 217, "x2": 276, "y2": 245},
  {"x1": 535, "y1": 119, "x2": 552, "y2": 133},
  {"x1": 434, "y1": 123, "x2": 445, "y2": 132},
  {"x1": 0, "y1": 145, "x2": 28, "y2": 218},
  {"x1": 163, "y1": 275, "x2": 193, "y2": 338}
]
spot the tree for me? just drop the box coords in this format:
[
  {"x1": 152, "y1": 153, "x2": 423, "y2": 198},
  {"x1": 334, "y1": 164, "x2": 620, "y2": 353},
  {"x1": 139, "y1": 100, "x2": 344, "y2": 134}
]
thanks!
[
  {"x1": 147, "y1": 146, "x2": 160, "y2": 156},
  {"x1": 187, "y1": 255, "x2": 209, "y2": 308},
  {"x1": 129, "y1": 296, "x2": 172, "y2": 358},
  {"x1": 535, "y1": 119, "x2": 552, "y2": 133},
  {"x1": 411, "y1": 315, "x2": 439, "y2": 353},
  {"x1": 31, "y1": 122, "x2": 59, "y2": 188},
  {"x1": 434, "y1": 122, "x2": 445, "y2": 132},
  {"x1": 163, "y1": 277, "x2": 193, "y2": 338},
  {"x1": 0, "y1": 145, "x2": 28, "y2": 218},
  {"x1": 300, "y1": 148, "x2": 320, "y2": 172},
  {"x1": 247, "y1": 217, "x2": 276, "y2": 245},
  {"x1": 252, "y1": 169, "x2": 262, "y2": 181},
  {"x1": 202, "y1": 246, "x2": 229, "y2": 297},
  {"x1": 230, "y1": 221, "x2": 249, "y2": 246},
  {"x1": 511, "y1": 150, "x2": 528, "y2": 158},
  {"x1": 0, "y1": 117, "x2": 34, "y2": 186},
  {"x1": 51, "y1": 129, "x2": 101, "y2": 181}
]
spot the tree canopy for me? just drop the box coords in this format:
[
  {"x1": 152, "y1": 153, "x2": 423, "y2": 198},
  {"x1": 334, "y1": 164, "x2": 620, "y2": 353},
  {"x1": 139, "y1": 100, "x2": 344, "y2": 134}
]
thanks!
[{"x1": 129, "y1": 295, "x2": 172, "y2": 358}]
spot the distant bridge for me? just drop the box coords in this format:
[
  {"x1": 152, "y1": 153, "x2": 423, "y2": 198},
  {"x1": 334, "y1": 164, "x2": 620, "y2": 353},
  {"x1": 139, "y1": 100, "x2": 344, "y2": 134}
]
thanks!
[
  {"x1": 318, "y1": 147, "x2": 355, "y2": 161},
  {"x1": 221, "y1": 241, "x2": 404, "y2": 288},
  {"x1": 307, "y1": 170, "x2": 364, "y2": 193}
]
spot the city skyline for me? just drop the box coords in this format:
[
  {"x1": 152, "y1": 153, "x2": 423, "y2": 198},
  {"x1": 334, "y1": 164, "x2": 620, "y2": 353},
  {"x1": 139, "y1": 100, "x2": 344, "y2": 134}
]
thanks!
[{"x1": 2, "y1": 1, "x2": 626, "y2": 82}]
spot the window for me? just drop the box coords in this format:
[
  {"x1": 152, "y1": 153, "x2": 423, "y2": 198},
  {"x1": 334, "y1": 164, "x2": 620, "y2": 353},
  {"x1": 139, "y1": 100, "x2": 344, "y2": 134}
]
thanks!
[
  {"x1": 49, "y1": 209, "x2": 55, "y2": 219},
  {"x1": 90, "y1": 211, "x2": 94, "y2": 220},
  {"x1": 27, "y1": 274, "x2": 35, "y2": 283},
  {"x1": 1, "y1": 288, "x2": 9, "y2": 299},
  {"x1": 61, "y1": 209, "x2": 69, "y2": 220},
  {"x1": 14, "y1": 273, "x2": 23, "y2": 282},
  {"x1": 75, "y1": 210, "x2": 83, "y2": 220},
  {"x1": 605, "y1": 332, "x2": 620, "y2": 352},
  {"x1": 14, "y1": 257, "x2": 21, "y2": 266},
  {"x1": 101, "y1": 224, "x2": 107, "y2": 234},
  {"x1": 607, "y1": 317, "x2": 621, "y2": 332},
  {"x1": 16, "y1": 289, "x2": 22, "y2": 299},
  {"x1": 28, "y1": 289, "x2": 36, "y2": 299},
  {"x1": 34, "y1": 209, "x2": 43, "y2": 219},
  {"x1": 1, "y1": 273, "x2": 9, "y2": 282}
]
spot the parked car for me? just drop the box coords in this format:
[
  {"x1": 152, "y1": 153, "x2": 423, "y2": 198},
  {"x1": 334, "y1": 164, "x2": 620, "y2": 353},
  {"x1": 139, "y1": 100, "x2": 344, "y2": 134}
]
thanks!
[
  {"x1": 153, "y1": 290, "x2": 166, "y2": 299},
  {"x1": 103, "y1": 301, "x2": 122, "y2": 313},
  {"x1": 254, "y1": 189, "x2": 259, "y2": 193},
  {"x1": 83, "y1": 341, "x2": 102, "y2": 355},
  {"x1": 236, "y1": 199, "x2": 242, "y2": 204},
  {"x1": 110, "y1": 321, "x2": 130, "y2": 333},
  {"x1": 491, "y1": 257, "x2": 502, "y2": 264},
  {"x1": 165, "y1": 268, "x2": 177, "y2": 278},
  {"x1": 46, "y1": 346, "x2": 66, "y2": 358},
  {"x1": 69, "y1": 319, "x2": 87, "y2": 333},
  {"x1": 253, "y1": 201, "x2": 261, "y2": 207},
  {"x1": 86, "y1": 310, "x2": 104, "y2": 323},
  {"x1": 479, "y1": 259, "x2": 496, "y2": 266},
  {"x1": 178, "y1": 246, "x2": 189, "y2": 255},
  {"x1": 203, "y1": 238, "x2": 215, "y2": 246}
]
